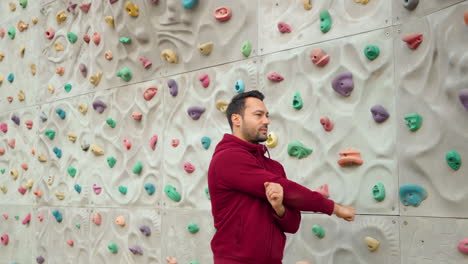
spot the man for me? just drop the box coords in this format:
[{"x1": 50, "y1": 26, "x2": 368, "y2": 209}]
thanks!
[{"x1": 208, "y1": 90, "x2": 355, "y2": 264}]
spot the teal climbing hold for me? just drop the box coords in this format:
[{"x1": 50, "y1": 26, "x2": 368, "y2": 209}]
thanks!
[
  {"x1": 45, "y1": 129, "x2": 56, "y2": 140},
  {"x1": 106, "y1": 118, "x2": 116, "y2": 128},
  {"x1": 404, "y1": 113, "x2": 423, "y2": 131},
  {"x1": 0, "y1": 169, "x2": 5, "y2": 174},
  {"x1": 108, "y1": 243, "x2": 118, "y2": 253},
  {"x1": 372, "y1": 182, "x2": 386, "y2": 201},
  {"x1": 201, "y1": 136, "x2": 211, "y2": 150},
  {"x1": 53, "y1": 147, "x2": 62, "y2": 158},
  {"x1": 133, "y1": 161, "x2": 143, "y2": 174},
  {"x1": 74, "y1": 184, "x2": 82, "y2": 193},
  {"x1": 288, "y1": 141, "x2": 312, "y2": 159},
  {"x1": 52, "y1": 209, "x2": 63, "y2": 223},
  {"x1": 19, "y1": 0, "x2": 28, "y2": 8},
  {"x1": 67, "y1": 32, "x2": 78, "y2": 43},
  {"x1": 205, "y1": 187, "x2": 210, "y2": 200},
  {"x1": 8, "y1": 26, "x2": 16, "y2": 39},
  {"x1": 165, "y1": 185, "x2": 181, "y2": 202},
  {"x1": 364, "y1": 45, "x2": 380, "y2": 60},
  {"x1": 292, "y1": 92, "x2": 303, "y2": 110},
  {"x1": 312, "y1": 224, "x2": 325, "y2": 238},
  {"x1": 182, "y1": 0, "x2": 198, "y2": 9},
  {"x1": 118, "y1": 186, "x2": 128, "y2": 195},
  {"x1": 235, "y1": 80, "x2": 245, "y2": 93},
  {"x1": 64, "y1": 83, "x2": 72, "y2": 93},
  {"x1": 75, "y1": 223, "x2": 81, "y2": 229},
  {"x1": 144, "y1": 183, "x2": 155, "y2": 195},
  {"x1": 55, "y1": 108, "x2": 66, "y2": 119},
  {"x1": 446, "y1": 151, "x2": 462, "y2": 171},
  {"x1": 107, "y1": 156, "x2": 117, "y2": 168},
  {"x1": 116, "y1": 67, "x2": 132, "y2": 81},
  {"x1": 319, "y1": 10, "x2": 332, "y2": 33},
  {"x1": 119, "y1": 37, "x2": 132, "y2": 44},
  {"x1": 7, "y1": 73, "x2": 14, "y2": 83},
  {"x1": 399, "y1": 184, "x2": 427, "y2": 207},
  {"x1": 67, "y1": 167, "x2": 77, "y2": 177},
  {"x1": 187, "y1": 223, "x2": 200, "y2": 233}
]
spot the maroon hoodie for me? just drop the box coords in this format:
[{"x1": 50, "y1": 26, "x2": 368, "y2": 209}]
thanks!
[{"x1": 208, "y1": 134, "x2": 335, "y2": 264}]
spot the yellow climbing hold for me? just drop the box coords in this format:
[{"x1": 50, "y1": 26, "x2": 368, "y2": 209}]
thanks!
[
  {"x1": 54, "y1": 41, "x2": 64, "y2": 51},
  {"x1": 0, "y1": 51, "x2": 5, "y2": 61},
  {"x1": 9, "y1": 2, "x2": 16, "y2": 11},
  {"x1": 0, "y1": 186, "x2": 7, "y2": 193},
  {"x1": 24, "y1": 179, "x2": 34, "y2": 189},
  {"x1": 10, "y1": 169, "x2": 19, "y2": 180},
  {"x1": 198, "y1": 42, "x2": 214, "y2": 55},
  {"x1": 91, "y1": 144, "x2": 104, "y2": 156},
  {"x1": 18, "y1": 90, "x2": 25, "y2": 101},
  {"x1": 90, "y1": 72, "x2": 103, "y2": 86},
  {"x1": 48, "y1": 85, "x2": 55, "y2": 94},
  {"x1": 0, "y1": 74, "x2": 4, "y2": 83},
  {"x1": 215, "y1": 99, "x2": 229, "y2": 114},
  {"x1": 56, "y1": 10, "x2": 67, "y2": 24},
  {"x1": 354, "y1": 0, "x2": 369, "y2": 4},
  {"x1": 303, "y1": 0, "x2": 312, "y2": 10},
  {"x1": 38, "y1": 153, "x2": 47, "y2": 162},
  {"x1": 55, "y1": 191, "x2": 65, "y2": 200},
  {"x1": 125, "y1": 1, "x2": 139, "y2": 17},
  {"x1": 78, "y1": 104, "x2": 88, "y2": 115},
  {"x1": 30, "y1": 64, "x2": 36, "y2": 75},
  {"x1": 105, "y1": 16, "x2": 115, "y2": 28},
  {"x1": 266, "y1": 132, "x2": 278, "y2": 148},
  {"x1": 365, "y1": 236, "x2": 380, "y2": 252},
  {"x1": 19, "y1": 45, "x2": 26, "y2": 57},
  {"x1": 161, "y1": 49, "x2": 178, "y2": 63},
  {"x1": 32, "y1": 17, "x2": 39, "y2": 24},
  {"x1": 67, "y1": 133, "x2": 77, "y2": 143}
]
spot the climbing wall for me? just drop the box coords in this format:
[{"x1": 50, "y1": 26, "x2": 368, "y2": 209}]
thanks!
[{"x1": 0, "y1": 0, "x2": 468, "y2": 263}]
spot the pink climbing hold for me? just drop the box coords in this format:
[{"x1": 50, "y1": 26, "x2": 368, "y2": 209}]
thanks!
[
  {"x1": 83, "y1": 34, "x2": 90, "y2": 43},
  {"x1": 110, "y1": 0, "x2": 118, "y2": 3},
  {"x1": 458, "y1": 238, "x2": 468, "y2": 254},
  {"x1": 402, "y1": 33, "x2": 423, "y2": 50},
  {"x1": 132, "y1": 112, "x2": 143, "y2": 121},
  {"x1": 2, "y1": 214, "x2": 8, "y2": 220},
  {"x1": 0, "y1": 28, "x2": 5, "y2": 38},
  {"x1": 45, "y1": 28, "x2": 55, "y2": 39},
  {"x1": 93, "y1": 213, "x2": 102, "y2": 225},
  {"x1": 171, "y1": 138, "x2": 179, "y2": 147},
  {"x1": 314, "y1": 184, "x2": 329, "y2": 198},
  {"x1": 92, "y1": 32, "x2": 101, "y2": 45},
  {"x1": 1, "y1": 234, "x2": 9, "y2": 245},
  {"x1": 464, "y1": 10, "x2": 468, "y2": 25},
  {"x1": 79, "y1": 3, "x2": 91, "y2": 13},
  {"x1": 7, "y1": 97, "x2": 13, "y2": 103},
  {"x1": 25, "y1": 120, "x2": 33, "y2": 129},
  {"x1": 199, "y1": 74, "x2": 210, "y2": 88},
  {"x1": 67, "y1": 240, "x2": 74, "y2": 246},
  {"x1": 277, "y1": 22, "x2": 292, "y2": 33},
  {"x1": 67, "y1": 2, "x2": 78, "y2": 13},
  {"x1": 0, "y1": 123, "x2": 7, "y2": 133},
  {"x1": 143, "y1": 87, "x2": 158, "y2": 101},
  {"x1": 79, "y1": 64, "x2": 88, "y2": 78},
  {"x1": 320, "y1": 116, "x2": 334, "y2": 131},
  {"x1": 0, "y1": 148, "x2": 5, "y2": 156},
  {"x1": 214, "y1": 7, "x2": 232, "y2": 22},
  {"x1": 183, "y1": 162, "x2": 195, "y2": 173},
  {"x1": 310, "y1": 48, "x2": 330, "y2": 66},
  {"x1": 267, "y1": 72, "x2": 284, "y2": 82},
  {"x1": 150, "y1": 135, "x2": 158, "y2": 150},
  {"x1": 123, "y1": 138, "x2": 132, "y2": 150},
  {"x1": 37, "y1": 214, "x2": 44, "y2": 222},
  {"x1": 93, "y1": 184, "x2": 102, "y2": 195},
  {"x1": 140, "y1": 57, "x2": 152, "y2": 69},
  {"x1": 22, "y1": 213, "x2": 31, "y2": 225},
  {"x1": 18, "y1": 187, "x2": 27, "y2": 195},
  {"x1": 8, "y1": 139, "x2": 15, "y2": 149}
]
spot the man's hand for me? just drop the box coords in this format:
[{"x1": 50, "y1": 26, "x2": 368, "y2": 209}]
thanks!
[
  {"x1": 264, "y1": 182, "x2": 285, "y2": 217},
  {"x1": 333, "y1": 204, "x2": 355, "y2": 222}
]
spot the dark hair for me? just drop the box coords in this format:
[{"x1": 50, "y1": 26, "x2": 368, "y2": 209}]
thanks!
[{"x1": 226, "y1": 90, "x2": 265, "y2": 131}]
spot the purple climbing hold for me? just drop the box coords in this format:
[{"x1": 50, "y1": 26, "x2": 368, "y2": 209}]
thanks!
[
  {"x1": 370, "y1": 105, "x2": 389, "y2": 123},
  {"x1": 11, "y1": 115, "x2": 20, "y2": 125},
  {"x1": 110, "y1": 0, "x2": 118, "y2": 3},
  {"x1": 92, "y1": 99, "x2": 107, "y2": 113},
  {"x1": 67, "y1": 2, "x2": 78, "y2": 13},
  {"x1": 187, "y1": 106, "x2": 206, "y2": 120},
  {"x1": 459, "y1": 89, "x2": 468, "y2": 111},
  {"x1": 79, "y1": 64, "x2": 87, "y2": 78},
  {"x1": 129, "y1": 245, "x2": 143, "y2": 255},
  {"x1": 36, "y1": 256, "x2": 45, "y2": 264},
  {"x1": 139, "y1": 225, "x2": 151, "y2": 236},
  {"x1": 332, "y1": 72, "x2": 354, "y2": 97},
  {"x1": 167, "y1": 79, "x2": 178, "y2": 97}
]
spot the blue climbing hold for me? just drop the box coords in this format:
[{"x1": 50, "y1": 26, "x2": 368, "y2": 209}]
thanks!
[
  {"x1": 182, "y1": 0, "x2": 197, "y2": 9},
  {"x1": 53, "y1": 147, "x2": 62, "y2": 159},
  {"x1": 55, "y1": 108, "x2": 66, "y2": 119},
  {"x1": 52, "y1": 209, "x2": 63, "y2": 223},
  {"x1": 235, "y1": 80, "x2": 245, "y2": 93},
  {"x1": 201, "y1": 136, "x2": 211, "y2": 150},
  {"x1": 7, "y1": 73, "x2": 14, "y2": 83},
  {"x1": 145, "y1": 183, "x2": 155, "y2": 195},
  {"x1": 399, "y1": 184, "x2": 427, "y2": 207},
  {"x1": 74, "y1": 184, "x2": 82, "y2": 193}
]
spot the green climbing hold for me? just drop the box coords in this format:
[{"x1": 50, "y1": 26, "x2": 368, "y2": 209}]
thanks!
[
  {"x1": 292, "y1": 92, "x2": 303, "y2": 110},
  {"x1": 8, "y1": 26, "x2": 16, "y2": 40},
  {"x1": 205, "y1": 187, "x2": 210, "y2": 200},
  {"x1": 75, "y1": 223, "x2": 81, "y2": 229},
  {"x1": 108, "y1": 243, "x2": 118, "y2": 254},
  {"x1": 45, "y1": 129, "x2": 56, "y2": 140},
  {"x1": 1, "y1": 168, "x2": 5, "y2": 174},
  {"x1": 67, "y1": 167, "x2": 77, "y2": 177},
  {"x1": 241, "y1": 40, "x2": 252, "y2": 57},
  {"x1": 19, "y1": 0, "x2": 28, "y2": 8},
  {"x1": 372, "y1": 182, "x2": 386, "y2": 202},
  {"x1": 133, "y1": 161, "x2": 143, "y2": 174},
  {"x1": 288, "y1": 141, "x2": 312, "y2": 159},
  {"x1": 118, "y1": 186, "x2": 128, "y2": 195},
  {"x1": 67, "y1": 32, "x2": 78, "y2": 43},
  {"x1": 187, "y1": 223, "x2": 200, "y2": 234},
  {"x1": 164, "y1": 185, "x2": 181, "y2": 202},
  {"x1": 189, "y1": 261, "x2": 200, "y2": 264},
  {"x1": 106, "y1": 118, "x2": 116, "y2": 128},
  {"x1": 116, "y1": 67, "x2": 132, "y2": 81},
  {"x1": 64, "y1": 83, "x2": 72, "y2": 92},
  {"x1": 364, "y1": 45, "x2": 380, "y2": 60},
  {"x1": 107, "y1": 156, "x2": 117, "y2": 168},
  {"x1": 119, "y1": 37, "x2": 132, "y2": 44},
  {"x1": 446, "y1": 151, "x2": 462, "y2": 171},
  {"x1": 404, "y1": 113, "x2": 423, "y2": 132},
  {"x1": 319, "y1": 10, "x2": 332, "y2": 33},
  {"x1": 15, "y1": 215, "x2": 19, "y2": 220},
  {"x1": 312, "y1": 224, "x2": 325, "y2": 238}
]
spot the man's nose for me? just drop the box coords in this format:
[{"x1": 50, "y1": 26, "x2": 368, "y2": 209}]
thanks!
[{"x1": 263, "y1": 116, "x2": 270, "y2": 125}]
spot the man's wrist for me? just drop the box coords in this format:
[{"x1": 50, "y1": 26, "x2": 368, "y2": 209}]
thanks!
[
  {"x1": 273, "y1": 204, "x2": 285, "y2": 217},
  {"x1": 333, "y1": 203, "x2": 340, "y2": 215}
]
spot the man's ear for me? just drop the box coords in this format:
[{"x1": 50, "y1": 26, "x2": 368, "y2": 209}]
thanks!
[{"x1": 231, "y1": 114, "x2": 241, "y2": 127}]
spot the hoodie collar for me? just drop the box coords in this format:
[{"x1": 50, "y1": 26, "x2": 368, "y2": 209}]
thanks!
[{"x1": 222, "y1": 133, "x2": 269, "y2": 157}]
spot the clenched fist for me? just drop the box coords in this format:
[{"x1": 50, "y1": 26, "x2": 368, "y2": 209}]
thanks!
[{"x1": 264, "y1": 182, "x2": 284, "y2": 209}]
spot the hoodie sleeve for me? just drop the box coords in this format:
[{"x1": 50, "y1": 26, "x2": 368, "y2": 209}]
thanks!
[
  {"x1": 214, "y1": 149, "x2": 335, "y2": 215},
  {"x1": 272, "y1": 206, "x2": 301, "y2": 234}
]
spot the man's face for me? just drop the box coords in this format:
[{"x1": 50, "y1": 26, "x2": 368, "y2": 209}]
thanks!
[{"x1": 238, "y1": 98, "x2": 270, "y2": 144}]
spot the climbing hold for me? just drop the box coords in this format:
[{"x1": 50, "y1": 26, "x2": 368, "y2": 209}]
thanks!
[
  {"x1": 399, "y1": 184, "x2": 428, "y2": 207},
  {"x1": 161, "y1": 49, "x2": 178, "y2": 63},
  {"x1": 90, "y1": 72, "x2": 103, "y2": 86},
  {"x1": 36, "y1": 256, "x2": 45, "y2": 264},
  {"x1": 464, "y1": 10, "x2": 468, "y2": 25},
  {"x1": 458, "y1": 89, "x2": 468, "y2": 111},
  {"x1": 7, "y1": 96, "x2": 13, "y2": 103},
  {"x1": 365, "y1": 237, "x2": 380, "y2": 252},
  {"x1": 183, "y1": 162, "x2": 195, "y2": 173},
  {"x1": 10, "y1": 169, "x2": 18, "y2": 180},
  {"x1": 91, "y1": 144, "x2": 104, "y2": 155},
  {"x1": 108, "y1": 243, "x2": 118, "y2": 254},
  {"x1": 67, "y1": 32, "x2": 78, "y2": 43},
  {"x1": 52, "y1": 209, "x2": 63, "y2": 223},
  {"x1": 21, "y1": 163, "x2": 29, "y2": 170},
  {"x1": 187, "y1": 223, "x2": 200, "y2": 234},
  {"x1": 319, "y1": 10, "x2": 332, "y2": 33},
  {"x1": 144, "y1": 87, "x2": 158, "y2": 101},
  {"x1": 372, "y1": 182, "x2": 386, "y2": 201},
  {"x1": 0, "y1": 186, "x2": 7, "y2": 193},
  {"x1": 63, "y1": 83, "x2": 72, "y2": 92},
  {"x1": 0, "y1": 148, "x2": 4, "y2": 156},
  {"x1": 404, "y1": 113, "x2": 423, "y2": 131},
  {"x1": 53, "y1": 147, "x2": 62, "y2": 158},
  {"x1": 205, "y1": 187, "x2": 210, "y2": 200},
  {"x1": 19, "y1": 0, "x2": 27, "y2": 8},
  {"x1": 93, "y1": 32, "x2": 101, "y2": 45},
  {"x1": 129, "y1": 246, "x2": 143, "y2": 255},
  {"x1": 110, "y1": 0, "x2": 118, "y2": 4},
  {"x1": 402, "y1": 0, "x2": 419, "y2": 11},
  {"x1": 30, "y1": 64, "x2": 37, "y2": 75},
  {"x1": 40, "y1": 112, "x2": 48, "y2": 122},
  {"x1": 67, "y1": 2, "x2": 77, "y2": 13},
  {"x1": 446, "y1": 151, "x2": 462, "y2": 171},
  {"x1": 125, "y1": 1, "x2": 139, "y2": 16},
  {"x1": 266, "y1": 132, "x2": 278, "y2": 148},
  {"x1": 171, "y1": 138, "x2": 180, "y2": 147},
  {"x1": 150, "y1": 135, "x2": 158, "y2": 150},
  {"x1": 167, "y1": 79, "x2": 179, "y2": 96},
  {"x1": 201, "y1": 136, "x2": 211, "y2": 149},
  {"x1": 32, "y1": 17, "x2": 39, "y2": 24},
  {"x1": 457, "y1": 238, "x2": 468, "y2": 254},
  {"x1": 93, "y1": 213, "x2": 102, "y2": 225},
  {"x1": 0, "y1": 123, "x2": 7, "y2": 133},
  {"x1": 93, "y1": 184, "x2": 102, "y2": 195},
  {"x1": 45, "y1": 28, "x2": 55, "y2": 39},
  {"x1": 310, "y1": 48, "x2": 330, "y2": 66},
  {"x1": 165, "y1": 185, "x2": 181, "y2": 202},
  {"x1": 107, "y1": 156, "x2": 117, "y2": 168},
  {"x1": 119, "y1": 37, "x2": 132, "y2": 44},
  {"x1": 140, "y1": 225, "x2": 151, "y2": 236},
  {"x1": 11, "y1": 115, "x2": 20, "y2": 125},
  {"x1": 0, "y1": 28, "x2": 4, "y2": 39},
  {"x1": 144, "y1": 183, "x2": 155, "y2": 195},
  {"x1": 140, "y1": 57, "x2": 152, "y2": 68},
  {"x1": 22, "y1": 213, "x2": 31, "y2": 224},
  {"x1": 0, "y1": 52, "x2": 4, "y2": 61},
  {"x1": 18, "y1": 90, "x2": 25, "y2": 101},
  {"x1": 75, "y1": 223, "x2": 81, "y2": 229},
  {"x1": 106, "y1": 118, "x2": 116, "y2": 128},
  {"x1": 402, "y1": 33, "x2": 423, "y2": 50},
  {"x1": 214, "y1": 7, "x2": 232, "y2": 21},
  {"x1": 132, "y1": 112, "x2": 143, "y2": 121},
  {"x1": 38, "y1": 154, "x2": 47, "y2": 162},
  {"x1": 370, "y1": 105, "x2": 389, "y2": 123},
  {"x1": 18, "y1": 186, "x2": 26, "y2": 195},
  {"x1": 8, "y1": 26, "x2": 16, "y2": 39},
  {"x1": 119, "y1": 186, "x2": 127, "y2": 195},
  {"x1": 68, "y1": 167, "x2": 77, "y2": 177},
  {"x1": 364, "y1": 45, "x2": 380, "y2": 60},
  {"x1": 78, "y1": 104, "x2": 88, "y2": 115},
  {"x1": 182, "y1": 0, "x2": 197, "y2": 8},
  {"x1": 198, "y1": 42, "x2": 214, "y2": 55},
  {"x1": 105, "y1": 50, "x2": 113, "y2": 60},
  {"x1": 105, "y1": 16, "x2": 115, "y2": 28},
  {"x1": 56, "y1": 66, "x2": 65, "y2": 76},
  {"x1": 337, "y1": 148, "x2": 363, "y2": 167},
  {"x1": 332, "y1": 72, "x2": 354, "y2": 97},
  {"x1": 56, "y1": 108, "x2": 66, "y2": 119},
  {"x1": 234, "y1": 80, "x2": 245, "y2": 93},
  {"x1": 67, "y1": 240, "x2": 74, "y2": 247},
  {"x1": 79, "y1": 64, "x2": 87, "y2": 78},
  {"x1": 55, "y1": 191, "x2": 65, "y2": 200},
  {"x1": 79, "y1": 3, "x2": 91, "y2": 12},
  {"x1": 133, "y1": 161, "x2": 143, "y2": 174},
  {"x1": 8, "y1": 73, "x2": 15, "y2": 83},
  {"x1": 199, "y1": 73, "x2": 210, "y2": 88},
  {"x1": 292, "y1": 92, "x2": 303, "y2": 110},
  {"x1": 303, "y1": 0, "x2": 312, "y2": 10},
  {"x1": 215, "y1": 99, "x2": 229, "y2": 113},
  {"x1": 187, "y1": 106, "x2": 206, "y2": 120},
  {"x1": 115, "y1": 216, "x2": 125, "y2": 226},
  {"x1": 355, "y1": 0, "x2": 369, "y2": 4},
  {"x1": 277, "y1": 22, "x2": 292, "y2": 33},
  {"x1": 288, "y1": 141, "x2": 313, "y2": 159},
  {"x1": 48, "y1": 85, "x2": 55, "y2": 94},
  {"x1": 92, "y1": 99, "x2": 107, "y2": 113},
  {"x1": 116, "y1": 67, "x2": 132, "y2": 81},
  {"x1": 1, "y1": 234, "x2": 9, "y2": 245},
  {"x1": 24, "y1": 120, "x2": 33, "y2": 129},
  {"x1": 267, "y1": 72, "x2": 284, "y2": 82},
  {"x1": 241, "y1": 40, "x2": 252, "y2": 57},
  {"x1": 9, "y1": 2, "x2": 16, "y2": 11},
  {"x1": 312, "y1": 225, "x2": 325, "y2": 238},
  {"x1": 17, "y1": 21, "x2": 28, "y2": 32}
]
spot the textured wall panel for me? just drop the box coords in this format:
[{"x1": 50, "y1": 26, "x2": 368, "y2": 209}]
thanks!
[
  {"x1": 392, "y1": 0, "x2": 466, "y2": 24},
  {"x1": 0, "y1": 205, "x2": 34, "y2": 264}
]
